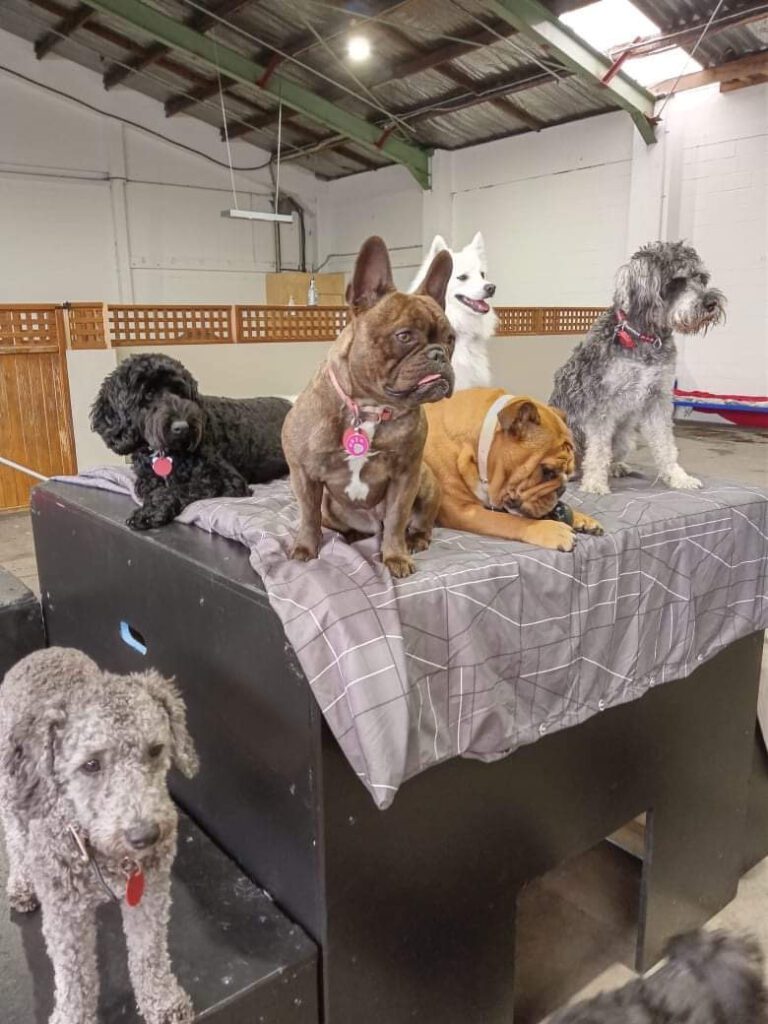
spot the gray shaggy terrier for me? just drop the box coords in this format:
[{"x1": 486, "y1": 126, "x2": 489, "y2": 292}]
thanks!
[
  {"x1": 550, "y1": 241, "x2": 725, "y2": 495},
  {"x1": 0, "y1": 648, "x2": 199, "y2": 1024},
  {"x1": 550, "y1": 929, "x2": 766, "y2": 1024}
]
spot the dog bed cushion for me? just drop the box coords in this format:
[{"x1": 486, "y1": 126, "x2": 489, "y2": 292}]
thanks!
[{"x1": 58, "y1": 468, "x2": 768, "y2": 808}]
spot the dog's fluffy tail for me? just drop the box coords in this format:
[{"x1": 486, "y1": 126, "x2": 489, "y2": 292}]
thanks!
[{"x1": 665, "y1": 929, "x2": 766, "y2": 1022}]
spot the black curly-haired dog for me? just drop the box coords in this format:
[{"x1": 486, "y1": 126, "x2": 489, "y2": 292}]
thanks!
[
  {"x1": 551, "y1": 930, "x2": 766, "y2": 1024},
  {"x1": 91, "y1": 353, "x2": 290, "y2": 530}
]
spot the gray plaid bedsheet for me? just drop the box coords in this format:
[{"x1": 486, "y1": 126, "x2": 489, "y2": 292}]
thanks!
[{"x1": 60, "y1": 468, "x2": 768, "y2": 808}]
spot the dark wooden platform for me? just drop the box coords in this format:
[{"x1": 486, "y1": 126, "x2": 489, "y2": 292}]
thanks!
[
  {"x1": 0, "y1": 811, "x2": 318, "y2": 1024},
  {"x1": 32, "y1": 482, "x2": 764, "y2": 1024},
  {"x1": 0, "y1": 565, "x2": 43, "y2": 677}
]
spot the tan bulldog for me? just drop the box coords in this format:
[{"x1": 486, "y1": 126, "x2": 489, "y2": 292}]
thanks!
[{"x1": 423, "y1": 388, "x2": 604, "y2": 551}]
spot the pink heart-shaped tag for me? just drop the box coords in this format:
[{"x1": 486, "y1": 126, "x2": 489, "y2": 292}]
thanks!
[{"x1": 152, "y1": 456, "x2": 173, "y2": 478}]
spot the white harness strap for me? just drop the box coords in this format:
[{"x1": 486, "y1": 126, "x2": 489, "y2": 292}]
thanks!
[{"x1": 476, "y1": 394, "x2": 516, "y2": 507}]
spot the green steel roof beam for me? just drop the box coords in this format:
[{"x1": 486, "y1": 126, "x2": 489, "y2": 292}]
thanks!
[
  {"x1": 485, "y1": 0, "x2": 658, "y2": 143},
  {"x1": 81, "y1": 0, "x2": 431, "y2": 187}
]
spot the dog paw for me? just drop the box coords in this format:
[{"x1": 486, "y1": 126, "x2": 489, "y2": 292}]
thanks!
[
  {"x1": 609, "y1": 461, "x2": 632, "y2": 478},
  {"x1": 572, "y1": 511, "x2": 604, "y2": 536},
  {"x1": 141, "y1": 983, "x2": 195, "y2": 1024},
  {"x1": 528, "y1": 521, "x2": 576, "y2": 552},
  {"x1": 406, "y1": 532, "x2": 431, "y2": 555},
  {"x1": 8, "y1": 883, "x2": 38, "y2": 913},
  {"x1": 153, "y1": 991, "x2": 193, "y2": 1024},
  {"x1": 291, "y1": 540, "x2": 319, "y2": 562},
  {"x1": 384, "y1": 554, "x2": 416, "y2": 578},
  {"x1": 127, "y1": 508, "x2": 165, "y2": 531},
  {"x1": 664, "y1": 468, "x2": 702, "y2": 490},
  {"x1": 579, "y1": 477, "x2": 611, "y2": 496}
]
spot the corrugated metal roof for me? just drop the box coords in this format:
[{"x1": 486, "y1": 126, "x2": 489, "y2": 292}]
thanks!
[
  {"x1": 635, "y1": 0, "x2": 768, "y2": 68},
  {"x1": 1, "y1": 0, "x2": 766, "y2": 182}
]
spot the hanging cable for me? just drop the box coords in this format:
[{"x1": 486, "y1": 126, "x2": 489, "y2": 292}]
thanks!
[
  {"x1": 0, "y1": 62, "x2": 275, "y2": 171},
  {"x1": 214, "y1": 34, "x2": 243, "y2": 209},
  {"x1": 656, "y1": 0, "x2": 727, "y2": 117},
  {"x1": 275, "y1": 96, "x2": 283, "y2": 212}
]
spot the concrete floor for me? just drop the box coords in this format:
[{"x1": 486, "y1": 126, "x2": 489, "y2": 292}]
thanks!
[{"x1": 0, "y1": 420, "x2": 766, "y2": 1020}]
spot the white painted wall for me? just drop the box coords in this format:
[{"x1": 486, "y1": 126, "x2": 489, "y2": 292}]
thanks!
[
  {"x1": 671, "y1": 85, "x2": 768, "y2": 399},
  {"x1": 0, "y1": 27, "x2": 320, "y2": 304},
  {"x1": 320, "y1": 92, "x2": 768, "y2": 400}
]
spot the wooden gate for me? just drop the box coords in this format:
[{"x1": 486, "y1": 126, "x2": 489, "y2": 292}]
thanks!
[{"x1": 0, "y1": 305, "x2": 76, "y2": 511}]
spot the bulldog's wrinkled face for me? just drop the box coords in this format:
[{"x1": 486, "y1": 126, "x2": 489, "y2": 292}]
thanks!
[
  {"x1": 486, "y1": 400, "x2": 576, "y2": 519},
  {"x1": 343, "y1": 236, "x2": 455, "y2": 408},
  {"x1": 348, "y1": 291, "x2": 455, "y2": 407}
]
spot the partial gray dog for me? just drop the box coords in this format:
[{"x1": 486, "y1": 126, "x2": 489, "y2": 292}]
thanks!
[
  {"x1": 550, "y1": 929, "x2": 766, "y2": 1023},
  {"x1": 550, "y1": 241, "x2": 725, "y2": 495},
  {"x1": 0, "y1": 648, "x2": 199, "y2": 1024}
]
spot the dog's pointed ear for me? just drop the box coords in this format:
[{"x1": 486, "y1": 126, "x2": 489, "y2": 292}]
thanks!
[
  {"x1": 139, "y1": 671, "x2": 199, "y2": 778},
  {"x1": 498, "y1": 398, "x2": 541, "y2": 437},
  {"x1": 3, "y1": 706, "x2": 67, "y2": 817},
  {"x1": 427, "y1": 235, "x2": 448, "y2": 259},
  {"x1": 416, "y1": 250, "x2": 453, "y2": 309},
  {"x1": 346, "y1": 236, "x2": 396, "y2": 311},
  {"x1": 470, "y1": 232, "x2": 486, "y2": 261}
]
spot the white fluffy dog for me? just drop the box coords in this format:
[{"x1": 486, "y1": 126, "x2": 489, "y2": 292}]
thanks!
[{"x1": 411, "y1": 233, "x2": 497, "y2": 391}]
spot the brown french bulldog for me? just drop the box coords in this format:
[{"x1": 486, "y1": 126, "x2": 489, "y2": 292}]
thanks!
[
  {"x1": 282, "y1": 235, "x2": 455, "y2": 578},
  {"x1": 423, "y1": 389, "x2": 604, "y2": 551}
]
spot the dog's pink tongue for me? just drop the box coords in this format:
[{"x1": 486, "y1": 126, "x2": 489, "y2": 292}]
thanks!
[
  {"x1": 417, "y1": 374, "x2": 442, "y2": 387},
  {"x1": 474, "y1": 299, "x2": 490, "y2": 313}
]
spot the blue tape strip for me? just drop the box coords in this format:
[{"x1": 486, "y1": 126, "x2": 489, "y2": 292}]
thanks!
[{"x1": 120, "y1": 621, "x2": 147, "y2": 655}]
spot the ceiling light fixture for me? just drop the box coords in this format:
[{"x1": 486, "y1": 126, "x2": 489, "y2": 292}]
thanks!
[{"x1": 347, "y1": 35, "x2": 371, "y2": 62}]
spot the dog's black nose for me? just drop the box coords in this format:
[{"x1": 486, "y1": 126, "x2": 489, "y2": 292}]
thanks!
[
  {"x1": 125, "y1": 821, "x2": 161, "y2": 850},
  {"x1": 484, "y1": 283, "x2": 496, "y2": 297},
  {"x1": 704, "y1": 297, "x2": 720, "y2": 312},
  {"x1": 170, "y1": 420, "x2": 189, "y2": 437},
  {"x1": 427, "y1": 345, "x2": 447, "y2": 365}
]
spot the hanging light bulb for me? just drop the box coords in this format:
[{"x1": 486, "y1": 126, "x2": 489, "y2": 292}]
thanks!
[{"x1": 347, "y1": 34, "x2": 371, "y2": 62}]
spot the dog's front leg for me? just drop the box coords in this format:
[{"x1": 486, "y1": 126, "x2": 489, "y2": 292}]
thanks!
[
  {"x1": 382, "y1": 469, "x2": 423, "y2": 578},
  {"x1": 441, "y1": 502, "x2": 576, "y2": 551},
  {"x1": 218, "y1": 460, "x2": 250, "y2": 498},
  {"x1": 641, "y1": 400, "x2": 701, "y2": 489},
  {"x1": 580, "y1": 420, "x2": 615, "y2": 495},
  {"x1": 129, "y1": 475, "x2": 182, "y2": 530},
  {"x1": 1, "y1": 806, "x2": 38, "y2": 912},
  {"x1": 288, "y1": 462, "x2": 324, "y2": 561},
  {"x1": 121, "y1": 862, "x2": 193, "y2": 1024},
  {"x1": 39, "y1": 891, "x2": 99, "y2": 1024}
]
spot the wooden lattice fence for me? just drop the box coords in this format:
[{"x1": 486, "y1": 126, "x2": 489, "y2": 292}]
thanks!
[{"x1": 63, "y1": 303, "x2": 606, "y2": 347}]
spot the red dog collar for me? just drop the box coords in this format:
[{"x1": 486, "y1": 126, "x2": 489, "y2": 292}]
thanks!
[{"x1": 614, "y1": 310, "x2": 662, "y2": 350}]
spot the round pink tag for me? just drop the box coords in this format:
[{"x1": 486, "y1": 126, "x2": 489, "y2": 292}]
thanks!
[
  {"x1": 342, "y1": 428, "x2": 370, "y2": 457},
  {"x1": 152, "y1": 455, "x2": 173, "y2": 478}
]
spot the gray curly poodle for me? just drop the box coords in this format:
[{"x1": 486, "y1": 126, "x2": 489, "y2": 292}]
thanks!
[{"x1": 0, "y1": 647, "x2": 199, "y2": 1024}]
